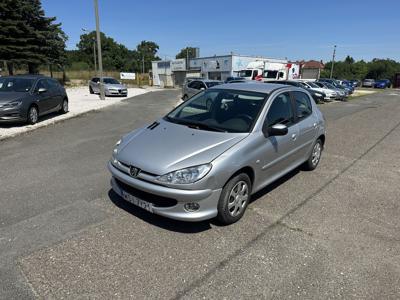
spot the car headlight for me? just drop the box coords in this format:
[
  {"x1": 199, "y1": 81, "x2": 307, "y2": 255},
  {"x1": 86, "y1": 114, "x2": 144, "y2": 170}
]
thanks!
[
  {"x1": 156, "y1": 164, "x2": 212, "y2": 184},
  {"x1": 315, "y1": 93, "x2": 323, "y2": 97},
  {"x1": 112, "y1": 139, "x2": 122, "y2": 157}
]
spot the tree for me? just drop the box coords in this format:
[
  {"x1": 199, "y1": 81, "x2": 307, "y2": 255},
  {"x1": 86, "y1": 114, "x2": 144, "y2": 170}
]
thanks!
[
  {"x1": 75, "y1": 31, "x2": 130, "y2": 71},
  {"x1": 136, "y1": 40, "x2": 160, "y2": 73},
  {"x1": 176, "y1": 47, "x2": 197, "y2": 60},
  {"x1": 0, "y1": 0, "x2": 67, "y2": 74}
]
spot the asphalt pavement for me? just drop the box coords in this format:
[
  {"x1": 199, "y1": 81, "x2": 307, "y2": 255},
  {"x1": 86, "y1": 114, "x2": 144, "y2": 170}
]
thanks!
[{"x1": 0, "y1": 89, "x2": 399, "y2": 299}]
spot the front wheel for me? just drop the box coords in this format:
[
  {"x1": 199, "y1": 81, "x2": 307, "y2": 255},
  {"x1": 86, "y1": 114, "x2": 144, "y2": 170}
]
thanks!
[
  {"x1": 27, "y1": 106, "x2": 39, "y2": 125},
  {"x1": 89, "y1": 86, "x2": 94, "y2": 94},
  {"x1": 303, "y1": 139, "x2": 323, "y2": 171},
  {"x1": 217, "y1": 173, "x2": 252, "y2": 225}
]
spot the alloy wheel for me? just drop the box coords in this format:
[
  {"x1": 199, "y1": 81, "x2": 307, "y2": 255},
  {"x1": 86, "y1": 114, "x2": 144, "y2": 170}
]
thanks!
[{"x1": 227, "y1": 181, "x2": 249, "y2": 217}]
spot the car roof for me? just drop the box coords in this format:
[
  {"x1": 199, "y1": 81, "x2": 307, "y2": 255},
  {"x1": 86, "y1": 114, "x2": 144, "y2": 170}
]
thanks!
[
  {"x1": 200, "y1": 79, "x2": 222, "y2": 82},
  {"x1": 209, "y1": 82, "x2": 288, "y2": 94},
  {"x1": 3, "y1": 74, "x2": 46, "y2": 80}
]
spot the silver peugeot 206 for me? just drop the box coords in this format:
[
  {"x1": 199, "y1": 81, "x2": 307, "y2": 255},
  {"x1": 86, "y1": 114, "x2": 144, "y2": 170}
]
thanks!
[{"x1": 108, "y1": 82, "x2": 326, "y2": 224}]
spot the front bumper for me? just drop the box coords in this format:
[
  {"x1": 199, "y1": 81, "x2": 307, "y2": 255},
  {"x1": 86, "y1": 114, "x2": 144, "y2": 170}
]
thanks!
[
  {"x1": 105, "y1": 89, "x2": 128, "y2": 96},
  {"x1": 0, "y1": 107, "x2": 25, "y2": 122},
  {"x1": 108, "y1": 162, "x2": 221, "y2": 222}
]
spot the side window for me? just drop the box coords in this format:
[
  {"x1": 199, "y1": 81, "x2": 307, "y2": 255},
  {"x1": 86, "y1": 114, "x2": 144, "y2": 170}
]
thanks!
[
  {"x1": 188, "y1": 81, "x2": 198, "y2": 89},
  {"x1": 35, "y1": 79, "x2": 48, "y2": 92},
  {"x1": 92, "y1": 77, "x2": 99, "y2": 83},
  {"x1": 198, "y1": 82, "x2": 206, "y2": 89},
  {"x1": 292, "y1": 91, "x2": 312, "y2": 120},
  {"x1": 266, "y1": 92, "x2": 294, "y2": 127},
  {"x1": 46, "y1": 79, "x2": 57, "y2": 89}
]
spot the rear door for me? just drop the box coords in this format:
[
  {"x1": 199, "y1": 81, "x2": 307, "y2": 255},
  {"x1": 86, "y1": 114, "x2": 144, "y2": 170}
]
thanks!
[
  {"x1": 291, "y1": 91, "x2": 318, "y2": 160},
  {"x1": 187, "y1": 81, "x2": 201, "y2": 98},
  {"x1": 45, "y1": 79, "x2": 62, "y2": 110}
]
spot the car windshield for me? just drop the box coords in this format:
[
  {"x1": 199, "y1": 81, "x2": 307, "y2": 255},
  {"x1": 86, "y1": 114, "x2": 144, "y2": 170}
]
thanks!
[
  {"x1": 0, "y1": 78, "x2": 35, "y2": 92},
  {"x1": 205, "y1": 81, "x2": 222, "y2": 88},
  {"x1": 165, "y1": 89, "x2": 267, "y2": 133},
  {"x1": 103, "y1": 78, "x2": 120, "y2": 84},
  {"x1": 238, "y1": 70, "x2": 253, "y2": 77},
  {"x1": 307, "y1": 82, "x2": 320, "y2": 88}
]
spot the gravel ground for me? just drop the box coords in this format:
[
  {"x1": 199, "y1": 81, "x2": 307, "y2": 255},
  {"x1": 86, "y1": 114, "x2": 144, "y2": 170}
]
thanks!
[{"x1": 0, "y1": 86, "x2": 155, "y2": 141}]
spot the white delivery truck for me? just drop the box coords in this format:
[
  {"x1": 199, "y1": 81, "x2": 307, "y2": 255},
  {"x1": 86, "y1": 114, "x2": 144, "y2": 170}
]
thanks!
[{"x1": 237, "y1": 60, "x2": 300, "y2": 81}]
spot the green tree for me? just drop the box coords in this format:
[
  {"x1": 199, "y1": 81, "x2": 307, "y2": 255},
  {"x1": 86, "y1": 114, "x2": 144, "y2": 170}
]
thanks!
[
  {"x1": 76, "y1": 31, "x2": 130, "y2": 71},
  {"x1": 176, "y1": 47, "x2": 197, "y2": 60},
  {"x1": 0, "y1": 0, "x2": 67, "y2": 74},
  {"x1": 136, "y1": 40, "x2": 160, "y2": 73}
]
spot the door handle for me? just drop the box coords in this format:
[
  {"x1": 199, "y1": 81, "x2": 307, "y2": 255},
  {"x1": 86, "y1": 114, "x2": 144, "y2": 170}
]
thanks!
[{"x1": 291, "y1": 133, "x2": 297, "y2": 140}]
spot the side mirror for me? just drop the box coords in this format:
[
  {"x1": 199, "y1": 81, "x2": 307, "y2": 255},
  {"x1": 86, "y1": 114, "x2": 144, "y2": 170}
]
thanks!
[
  {"x1": 37, "y1": 87, "x2": 47, "y2": 94},
  {"x1": 263, "y1": 123, "x2": 288, "y2": 137}
]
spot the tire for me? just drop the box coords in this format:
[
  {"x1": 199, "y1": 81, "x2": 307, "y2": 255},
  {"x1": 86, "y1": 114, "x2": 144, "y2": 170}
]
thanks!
[
  {"x1": 27, "y1": 106, "x2": 39, "y2": 125},
  {"x1": 303, "y1": 139, "x2": 323, "y2": 171},
  {"x1": 89, "y1": 86, "x2": 94, "y2": 94},
  {"x1": 60, "y1": 98, "x2": 68, "y2": 114},
  {"x1": 217, "y1": 173, "x2": 252, "y2": 225},
  {"x1": 182, "y1": 94, "x2": 188, "y2": 101}
]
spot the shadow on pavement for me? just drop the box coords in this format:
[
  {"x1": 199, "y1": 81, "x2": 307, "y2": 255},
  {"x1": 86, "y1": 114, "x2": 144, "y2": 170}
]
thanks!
[
  {"x1": 108, "y1": 190, "x2": 213, "y2": 233},
  {"x1": 108, "y1": 168, "x2": 302, "y2": 232}
]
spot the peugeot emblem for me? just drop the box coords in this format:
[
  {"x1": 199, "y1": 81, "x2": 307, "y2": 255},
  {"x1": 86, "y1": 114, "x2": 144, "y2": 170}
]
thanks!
[{"x1": 129, "y1": 166, "x2": 140, "y2": 178}]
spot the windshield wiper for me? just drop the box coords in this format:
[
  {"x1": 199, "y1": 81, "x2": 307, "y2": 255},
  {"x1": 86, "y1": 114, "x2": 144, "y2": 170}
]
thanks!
[{"x1": 166, "y1": 117, "x2": 225, "y2": 132}]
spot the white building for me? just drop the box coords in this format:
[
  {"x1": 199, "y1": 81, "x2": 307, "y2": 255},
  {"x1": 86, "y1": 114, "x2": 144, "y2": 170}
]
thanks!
[{"x1": 151, "y1": 54, "x2": 288, "y2": 86}]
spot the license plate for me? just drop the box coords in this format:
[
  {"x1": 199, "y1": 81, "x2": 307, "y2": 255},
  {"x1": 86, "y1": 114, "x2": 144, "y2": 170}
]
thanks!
[{"x1": 122, "y1": 190, "x2": 153, "y2": 213}]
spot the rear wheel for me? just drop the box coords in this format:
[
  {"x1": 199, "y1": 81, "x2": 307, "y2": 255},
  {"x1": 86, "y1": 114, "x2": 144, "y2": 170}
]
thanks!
[
  {"x1": 27, "y1": 106, "x2": 39, "y2": 125},
  {"x1": 217, "y1": 173, "x2": 251, "y2": 225},
  {"x1": 303, "y1": 139, "x2": 322, "y2": 171},
  {"x1": 60, "y1": 98, "x2": 68, "y2": 114}
]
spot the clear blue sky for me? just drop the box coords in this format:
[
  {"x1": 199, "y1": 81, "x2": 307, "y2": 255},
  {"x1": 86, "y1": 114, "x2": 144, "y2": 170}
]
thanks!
[{"x1": 42, "y1": 0, "x2": 400, "y2": 62}]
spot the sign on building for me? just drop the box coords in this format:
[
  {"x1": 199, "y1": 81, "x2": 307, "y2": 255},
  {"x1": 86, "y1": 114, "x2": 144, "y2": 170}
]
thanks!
[
  {"x1": 120, "y1": 72, "x2": 136, "y2": 80},
  {"x1": 171, "y1": 59, "x2": 186, "y2": 71}
]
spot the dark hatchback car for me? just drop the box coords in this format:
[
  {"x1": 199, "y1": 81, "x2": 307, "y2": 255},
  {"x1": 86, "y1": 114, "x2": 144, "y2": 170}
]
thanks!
[
  {"x1": 0, "y1": 75, "x2": 68, "y2": 124},
  {"x1": 267, "y1": 80, "x2": 326, "y2": 103}
]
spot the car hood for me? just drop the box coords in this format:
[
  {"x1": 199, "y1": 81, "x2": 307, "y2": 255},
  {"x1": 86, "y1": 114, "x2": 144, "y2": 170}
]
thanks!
[
  {"x1": 116, "y1": 119, "x2": 248, "y2": 175},
  {"x1": 0, "y1": 92, "x2": 26, "y2": 103},
  {"x1": 104, "y1": 84, "x2": 126, "y2": 89}
]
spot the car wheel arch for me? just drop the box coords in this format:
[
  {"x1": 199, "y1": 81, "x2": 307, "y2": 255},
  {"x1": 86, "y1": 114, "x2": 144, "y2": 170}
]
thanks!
[{"x1": 225, "y1": 166, "x2": 255, "y2": 188}]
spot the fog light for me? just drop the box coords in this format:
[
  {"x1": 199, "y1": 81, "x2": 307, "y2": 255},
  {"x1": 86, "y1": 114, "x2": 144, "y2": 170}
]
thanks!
[{"x1": 184, "y1": 202, "x2": 200, "y2": 212}]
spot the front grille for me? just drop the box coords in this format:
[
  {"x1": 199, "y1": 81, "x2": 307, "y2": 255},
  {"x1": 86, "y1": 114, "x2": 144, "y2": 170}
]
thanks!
[{"x1": 115, "y1": 178, "x2": 177, "y2": 207}]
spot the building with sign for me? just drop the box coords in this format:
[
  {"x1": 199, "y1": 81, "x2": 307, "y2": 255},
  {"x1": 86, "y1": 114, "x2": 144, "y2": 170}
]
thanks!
[{"x1": 151, "y1": 54, "x2": 288, "y2": 87}]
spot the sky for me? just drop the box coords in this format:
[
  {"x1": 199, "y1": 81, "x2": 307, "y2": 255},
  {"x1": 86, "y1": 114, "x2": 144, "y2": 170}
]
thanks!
[{"x1": 42, "y1": 0, "x2": 400, "y2": 62}]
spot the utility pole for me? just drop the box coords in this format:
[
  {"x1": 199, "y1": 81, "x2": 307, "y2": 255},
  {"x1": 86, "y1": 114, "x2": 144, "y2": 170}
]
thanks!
[
  {"x1": 142, "y1": 55, "x2": 145, "y2": 75},
  {"x1": 330, "y1": 45, "x2": 337, "y2": 79},
  {"x1": 186, "y1": 47, "x2": 189, "y2": 71},
  {"x1": 94, "y1": 0, "x2": 105, "y2": 100}
]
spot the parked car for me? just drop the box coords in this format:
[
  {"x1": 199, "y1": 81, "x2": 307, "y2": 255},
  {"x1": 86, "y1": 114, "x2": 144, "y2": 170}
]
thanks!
[
  {"x1": 108, "y1": 83, "x2": 326, "y2": 224},
  {"x1": 267, "y1": 80, "x2": 326, "y2": 103},
  {"x1": 349, "y1": 79, "x2": 361, "y2": 87},
  {"x1": 89, "y1": 77, "x2": 128, "y2": 96},
  {"x1": 0, "y1": 75, "x2": 68, "y2": 124},
  {"x1": 315, "y1": 81, "x2": 347, "y2": 100},
  {"x1": 182, "y1": 79, "x2": 223, "y2": 100},
  {"x1": 225, "y1": 76, "x2": 246, "y2": 83},
  {"x1": 302, "y1": 81, "x2": 338, "y2": 101},
  {"x1": 319, "y1": 78, "x2": 354, "y2": 95},
  {"x1": 374, "y1": 79, "x2": 391, "y2": 88},
  {"x1": 362, "y1": 79, "x2": 375, "y2": 88}
]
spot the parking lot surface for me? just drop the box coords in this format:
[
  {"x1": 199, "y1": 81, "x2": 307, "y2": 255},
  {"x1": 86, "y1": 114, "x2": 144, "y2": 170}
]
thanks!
[{"x1": 1, "y1": 89, "x2": 400, "y2": 299}]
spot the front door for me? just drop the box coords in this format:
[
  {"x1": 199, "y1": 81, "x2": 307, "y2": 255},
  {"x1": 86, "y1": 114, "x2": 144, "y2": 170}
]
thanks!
[
  {"x1": 34, "y1": 79, "x2": 53, "y2": 114},
  {"x1": 258, "y1": 91, "x2": 300, "y2": 185},
  {"x1": 291, "y1": 91, "x2": 318, "y2": 161}
]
